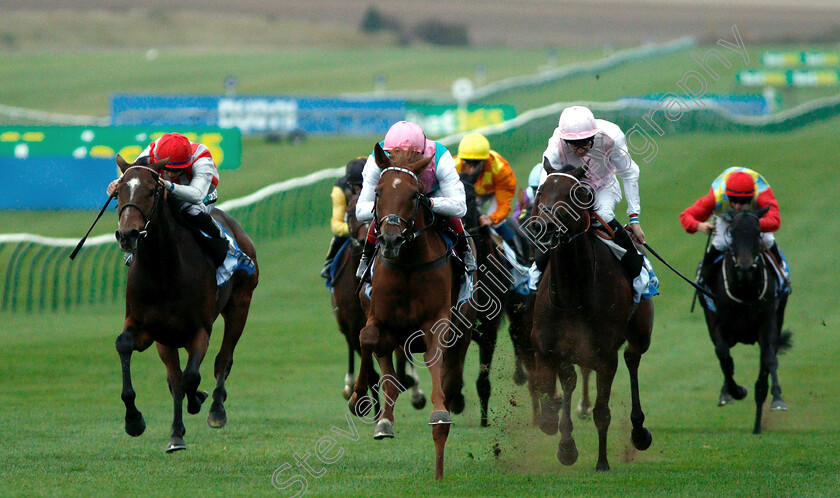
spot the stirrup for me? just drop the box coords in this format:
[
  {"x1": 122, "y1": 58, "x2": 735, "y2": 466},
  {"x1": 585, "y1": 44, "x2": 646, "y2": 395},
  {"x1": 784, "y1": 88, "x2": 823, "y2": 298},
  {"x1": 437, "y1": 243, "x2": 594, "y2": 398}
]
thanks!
[
  {"x1": 463, "y1": 250, "x2": 477, "y2": 273},
  {"x1": 356, "y1": 256, "x2": 369, "y2": 280},
  {"x1": 320, "y1": 260, "x2": 332, "y2": 279}
]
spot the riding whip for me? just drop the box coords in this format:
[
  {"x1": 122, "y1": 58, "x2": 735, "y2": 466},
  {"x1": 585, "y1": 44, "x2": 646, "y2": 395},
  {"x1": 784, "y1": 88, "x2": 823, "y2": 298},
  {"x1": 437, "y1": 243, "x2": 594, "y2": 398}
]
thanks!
[
  {"x1": 69, "y1": 193, "x2": 116, "y2": 260},
  {"x1": 642, "y1": 241, "x2": 715, "y2": 300}
]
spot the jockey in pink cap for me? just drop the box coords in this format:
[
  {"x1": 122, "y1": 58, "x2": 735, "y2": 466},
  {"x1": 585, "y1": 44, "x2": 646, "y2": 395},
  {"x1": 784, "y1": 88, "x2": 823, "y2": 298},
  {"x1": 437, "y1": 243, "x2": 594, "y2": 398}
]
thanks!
[{"x1": 355, "y1": 121, "x2": 473, "y2": 281}]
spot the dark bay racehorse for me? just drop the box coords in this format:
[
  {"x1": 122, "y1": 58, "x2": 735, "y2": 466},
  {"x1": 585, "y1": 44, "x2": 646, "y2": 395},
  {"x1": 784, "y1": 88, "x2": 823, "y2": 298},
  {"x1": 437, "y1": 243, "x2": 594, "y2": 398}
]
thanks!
[
  {"x1": 459, "y1": 173, "x2": 531, "y2": 427},
  {"x1": 348, "y1": 145, "x2": 473, "y2": 480},
  {"x1": 331, "y1": 197, "x2": 427, "y2": 411},
  {"x1": 113, "y1": 155, "x2": 258, "y2": 452},
  {"x1": 529, "y1": 161, "x2": 654, "y2": 471},
  {"x1": 700, "y1": 207, "x2": 792, "y2": 434}
]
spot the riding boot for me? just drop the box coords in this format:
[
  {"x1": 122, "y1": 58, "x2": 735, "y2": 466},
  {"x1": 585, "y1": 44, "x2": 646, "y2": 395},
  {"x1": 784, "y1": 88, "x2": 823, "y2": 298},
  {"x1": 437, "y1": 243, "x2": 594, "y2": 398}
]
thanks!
[
  {"x1": 455, "y1": 234, "x2": 477, "y2": 273},
  {"x1": 698, "y1": 246, "x2": 723, "y2": 289},
  {"x1": 766, "y1": 243, "x2": 791, "y2": 293},
  {"x1": 321, "y1": 235, "x2": 346, "y2": 279},
  {"x1": 124, "y1": 253, "x2": 134, "y2": 266},
  {"x1": 608, "y1": 219, "x2": 643, "y2": 281},
  {"x1": 356, "y1": 241, "x2": 376, "y2": 281},
  {"x1": 187, "y1": 211, "x2": 230, "y2": 267}
]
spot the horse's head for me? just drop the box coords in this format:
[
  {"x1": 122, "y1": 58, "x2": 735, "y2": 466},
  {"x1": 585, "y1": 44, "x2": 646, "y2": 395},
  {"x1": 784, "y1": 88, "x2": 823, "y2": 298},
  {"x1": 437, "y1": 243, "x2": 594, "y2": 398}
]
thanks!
[
  {"x1": 372, "y1": 143, "x2": 433, "y2": 259},
  {"x1": 114, "y1": 154, "x2": 168, "y2": 253},
  {"x1": 727, "y1": 206, "x2": 770, "y2": 272},
  {"x1": 528, "y1": 159, "x2": 595, "y2": 248}
]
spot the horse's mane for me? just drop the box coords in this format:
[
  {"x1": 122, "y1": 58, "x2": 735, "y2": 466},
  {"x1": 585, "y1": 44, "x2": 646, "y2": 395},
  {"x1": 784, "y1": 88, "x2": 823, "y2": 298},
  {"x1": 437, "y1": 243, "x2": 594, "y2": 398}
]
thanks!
[{"x1": 135, "y1": 155, "x2": 151, "y2": 166}]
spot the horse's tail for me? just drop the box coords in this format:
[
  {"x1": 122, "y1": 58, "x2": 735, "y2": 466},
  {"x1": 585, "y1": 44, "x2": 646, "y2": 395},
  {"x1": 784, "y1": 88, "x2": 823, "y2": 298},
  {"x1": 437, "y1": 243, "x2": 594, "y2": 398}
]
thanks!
[{"x1": 776, "y1": 330, "x2": 793, "y2": 355}]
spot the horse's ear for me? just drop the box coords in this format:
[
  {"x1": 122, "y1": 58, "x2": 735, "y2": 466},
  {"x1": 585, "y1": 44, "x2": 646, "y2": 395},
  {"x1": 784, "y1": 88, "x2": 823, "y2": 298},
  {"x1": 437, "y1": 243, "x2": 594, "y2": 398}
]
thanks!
[
  {"x1": 374, "y1": 143, "x2": 390, "y2": 170},
  {"x1": 757, "y1": 205, "x2": 771, "y2": 218},
  {"x1": 149, "y1": 157, "x2": 170, "y2": 173},
  {"x1": 542, "y1": 156, "x2": 553, "y2": 174},
  {"x1": 116, "y1": 154, "x2": 131, "y2": 174},
  {"x1": 410, "y1": 156, "x2": 433, "y2": 176}
]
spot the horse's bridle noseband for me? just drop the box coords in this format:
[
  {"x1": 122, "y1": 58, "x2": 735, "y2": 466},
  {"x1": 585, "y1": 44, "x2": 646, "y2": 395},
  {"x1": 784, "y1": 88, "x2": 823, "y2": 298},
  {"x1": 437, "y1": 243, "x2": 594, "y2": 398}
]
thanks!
[
  {"x1": 373, "y1": 167, "x2": 435, "y2": 244},
  {"x1": 118, "y1": 165, "x2": 163, "y2": 238}
]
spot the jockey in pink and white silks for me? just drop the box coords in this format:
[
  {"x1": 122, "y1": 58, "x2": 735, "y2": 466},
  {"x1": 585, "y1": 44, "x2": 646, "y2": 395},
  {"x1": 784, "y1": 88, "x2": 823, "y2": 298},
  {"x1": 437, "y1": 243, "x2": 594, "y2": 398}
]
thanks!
[
  {"x1": 530, "y1": 106, "x2": 658, "y2": 302},
  {"x1": 355, "y1": 121, "x2": 472, "y2": 282}
]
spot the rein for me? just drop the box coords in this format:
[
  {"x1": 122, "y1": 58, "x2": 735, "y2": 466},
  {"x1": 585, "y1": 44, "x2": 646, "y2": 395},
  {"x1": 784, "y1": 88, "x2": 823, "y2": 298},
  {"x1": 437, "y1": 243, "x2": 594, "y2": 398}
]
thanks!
[
  {"x1": 722, "y1": 256, "x2": 768, "y2": 303},
  {"x1": 118, "y1": 166, "x2": 164, "y2": 238}
]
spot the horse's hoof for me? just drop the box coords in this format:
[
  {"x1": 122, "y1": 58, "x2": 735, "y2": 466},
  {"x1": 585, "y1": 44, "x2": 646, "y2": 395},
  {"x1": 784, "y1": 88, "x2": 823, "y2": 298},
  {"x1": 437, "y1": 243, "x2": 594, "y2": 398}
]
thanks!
[
  {"x1": 187, "y1": 391, "x2": 209, "y2": 415},
  {"x1": 732, "y1": 385, "x2": 748, "y2": 400},
  {"x1": 538, "y1": 411, "x2": 559, "y2": 436},
  {"x1": 207, "y1": 404, "x2": 227, "y2": 429},
  {"x1": 556, "y1": 439, "x2": 578, "y2": 466},
  {"x1": 342, "y1": 385, "x2": 353, "y2": 400},
  {"x1": 373, "y1": 419, "x2": 394, "y2": 439},
  {"x1": 411, "y1": 391, "x2": 427, "y2": 410},
  {"x1": 718, "y1": 392, "x2": 736, "y2": 406},
  {"x1": 576, "y1": 401, "x2": 592, "y2": 420},
  {"x1": 124, "y1": 412, "x2": 146, "y2": 437},
  {"x1": 429, "y1": 410, "x2": 452, "y2": 425},
  {"x1": 595, "y1": 460, "x2": 610, "y2": 472},
  {"x1": 165, "y1": 437, "x2": 186, "y2": 453},
  {"x1": 632, "y1": 427, "x2": 653, "y2": 451},
  {"x1": 771, "y1": 399, "x2": 788, "y2": 411},
  {"x1": 752, "y1": 426, "x2": 762, "y2": 435},
  {"x1": 449, "y1": 393, "x2": 465, "y2": 415},
  {"x1": 348, "y1": 393, "x2": 372, "y2": 418}
]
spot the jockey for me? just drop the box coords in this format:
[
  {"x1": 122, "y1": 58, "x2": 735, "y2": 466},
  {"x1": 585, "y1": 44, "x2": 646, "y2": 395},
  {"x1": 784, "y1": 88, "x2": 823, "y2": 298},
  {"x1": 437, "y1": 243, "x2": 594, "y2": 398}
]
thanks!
[
  {"x1": 454, "y1": 133, "x2": 519, "y2": 247},
  {"x1": 320, "y1": 157, "x2": 366, "y2": 279},
  {"x1": 106, "y1": 132, "x2": 229, "y2": 267},
  {"x1": 355, "y1": 121, "x2": 471, "y2": 281},
  {"x1": 680, "y1": 167, "x2": 789, "y2": 290},
  {"x1": 513, "y1": 162, "x2": 543, "y2": 224},
  {"x1": 530, "y1": 105, "x2": 650, "y2": 298}
]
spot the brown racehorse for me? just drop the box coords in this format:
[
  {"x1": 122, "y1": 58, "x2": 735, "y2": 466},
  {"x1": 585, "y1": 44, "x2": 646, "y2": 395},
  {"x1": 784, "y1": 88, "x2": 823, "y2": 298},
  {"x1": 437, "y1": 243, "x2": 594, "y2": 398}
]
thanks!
[
  {"x1": 529, "y1": 160, "x2": 654, "y2": 471},
  {"x1": 348, "y1": 144, "x2": 473, "y2": 480},
  {"x1": 113, "y1": 155, "x2": 258, "y2": 452}
]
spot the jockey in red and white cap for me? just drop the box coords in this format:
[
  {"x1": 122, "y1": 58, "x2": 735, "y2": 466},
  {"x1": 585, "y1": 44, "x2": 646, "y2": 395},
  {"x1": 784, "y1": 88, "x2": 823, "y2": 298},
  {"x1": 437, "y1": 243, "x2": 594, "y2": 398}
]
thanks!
[
  {"x1": 355, "y1": 121, "x2": 471, "y2": 281},
  {"x1": 106, "y1": 132, "x2": 230, "y2": 267}
]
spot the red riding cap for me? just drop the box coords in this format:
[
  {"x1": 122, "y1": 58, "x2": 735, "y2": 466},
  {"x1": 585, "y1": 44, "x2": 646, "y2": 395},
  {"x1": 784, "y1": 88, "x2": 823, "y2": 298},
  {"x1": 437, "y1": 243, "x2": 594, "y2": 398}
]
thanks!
[
  {"x1": 153, "y1": 133, "x2": 192, "y2": 169},
  {"x1": 724, "y1": 171, "x2": 755, "y2": 198}
]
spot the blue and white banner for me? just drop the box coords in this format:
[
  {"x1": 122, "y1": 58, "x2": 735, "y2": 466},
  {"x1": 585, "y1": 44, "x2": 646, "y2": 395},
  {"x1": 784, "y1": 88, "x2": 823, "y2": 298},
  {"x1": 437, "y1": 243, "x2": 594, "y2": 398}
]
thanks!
[{"x1": 111, "y1": 95, "x2": 406, "y2": 136}]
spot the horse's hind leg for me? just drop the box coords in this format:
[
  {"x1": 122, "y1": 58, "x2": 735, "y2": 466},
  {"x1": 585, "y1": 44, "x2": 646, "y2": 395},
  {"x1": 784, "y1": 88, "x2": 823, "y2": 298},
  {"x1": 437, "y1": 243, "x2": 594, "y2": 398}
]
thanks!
[
  {"x1": 753, "y1": 334, "x2": 780, "y2": 434},
  {"x1": 182, "y1": 327, "x2": 210, "y2": 417},
  {"x1": 593, "y1": 356, "x2": 618, "y2": 471},
  {"x1": 624, "y1": 347, "x2": 652, "y2": 451},
  {"x1": 577, "y1": 367, "x2": 593, "y2": 420},
  {"x1": 556, "y1": 362, "x2": 578, "y2": 466},
  {"x1": 115, "y1": 326, "x2": 153, "y2": 437},
  {"x1": 209, "y1": 300, "x2": 251, "y2": 428},
  {"x1": 476, "y1": 323, "x2": 499, "y2": 427},
  {"x1": 157, "y1": 343, "x2": 187, "y2": 452},
  {"x1": 343, "y1": 341, "x2": 355, "y2": 400}
]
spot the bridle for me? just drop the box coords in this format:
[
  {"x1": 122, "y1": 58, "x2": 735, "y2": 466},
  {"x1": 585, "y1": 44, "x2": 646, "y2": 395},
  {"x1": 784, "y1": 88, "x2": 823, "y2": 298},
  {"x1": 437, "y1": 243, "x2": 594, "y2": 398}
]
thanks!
[
  {"x1": 373, "y1": 167, "x2": 435, "y2": 244},
  {"x1": 536, "y1": 172, "x2": 592, "y2": 248},
  {"x1": 723, "y1": 210, "x2": 768, "y2": 303},
  {"x1": 118, "y1": 165, "x2": 163, "y2": 238}
]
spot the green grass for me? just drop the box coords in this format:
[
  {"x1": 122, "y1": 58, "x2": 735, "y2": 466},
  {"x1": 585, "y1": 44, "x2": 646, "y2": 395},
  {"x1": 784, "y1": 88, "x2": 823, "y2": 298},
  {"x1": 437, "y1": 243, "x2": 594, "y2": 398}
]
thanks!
[{"x1": 2, "y1": 116, "x2": 840, "y2": 495}]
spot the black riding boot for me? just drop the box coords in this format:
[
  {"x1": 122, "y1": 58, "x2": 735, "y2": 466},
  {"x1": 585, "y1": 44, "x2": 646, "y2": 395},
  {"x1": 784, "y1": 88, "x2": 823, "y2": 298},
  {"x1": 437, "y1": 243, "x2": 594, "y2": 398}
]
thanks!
[
  {"x1": 608, "y1": 219, "x2": 643, "y2": 281},
  {"x1": 698, "y1": 246, "x2": 723, "y2": 288},
  {"x1": 766, "y1": 243, "x2": 791, "y2": 292},
  {"x1": 187, "y1": 211, "x2": 230, "y2": 267},
  {"x1": 356, "y1": 240, "x2": 376, "y2": 282},
  {"x1": 321, "y1": 235, "x2": 347, "y2": 279}
]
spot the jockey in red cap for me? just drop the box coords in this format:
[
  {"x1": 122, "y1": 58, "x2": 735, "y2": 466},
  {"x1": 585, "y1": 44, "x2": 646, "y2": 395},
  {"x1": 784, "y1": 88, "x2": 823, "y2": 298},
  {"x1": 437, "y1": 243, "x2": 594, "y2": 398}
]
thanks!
[
  {"x1": 680, "y1": 167, "x2": 789, "y2": 290},
  {"x1": 106, "y1": 132, "x2": 230, "y2": 267}
]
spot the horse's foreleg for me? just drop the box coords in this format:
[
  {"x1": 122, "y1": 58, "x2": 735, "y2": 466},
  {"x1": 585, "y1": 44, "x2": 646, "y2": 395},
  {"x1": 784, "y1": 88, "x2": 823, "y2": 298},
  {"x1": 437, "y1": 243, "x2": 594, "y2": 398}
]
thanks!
[
  {"x1": 556, "y1": 362, "x2": 578, "y2": 466},
  {"x1": 373, "y1": 354, "x2": 400, "y2": 439},
  {"x1": 157, "y1": 343, "x2": 187, "y2": 452},
  {"x1": 532, "y1": 348, "x2": 560, "y2": 435},
  {"x1": 209, "y1": 304, "x2": 249, "y2": 428},
  {"x1": 593, "y1": 356, "x2": 618, "y2": 472},
  {"x1": 624, "y1": 348, "x2": 652, "y2": 451},
  {"x1": 349, "y1": 322, "x2": 378, "y2": 418},
  {"x1": 115, "y1": 327, "x2": 151, "y2": 437},
  {"x1": 183, "y1": 328, "x2": 210, "y2": 416},
  {"x1": 753, "y1": 334, "x2": 778, "y2": 434},
  {"x1": 712, "y1": 327, "x2": 747, "y2": 404},
  {"x1": 343, "y1": 340, "x2": 355, "y2": 401},
  {"x1": 577, "y1": 367, "x2": 593, "y2": 420},
  {"x1": 476, "y1": 324, "x2": 499, "y2": 427}
]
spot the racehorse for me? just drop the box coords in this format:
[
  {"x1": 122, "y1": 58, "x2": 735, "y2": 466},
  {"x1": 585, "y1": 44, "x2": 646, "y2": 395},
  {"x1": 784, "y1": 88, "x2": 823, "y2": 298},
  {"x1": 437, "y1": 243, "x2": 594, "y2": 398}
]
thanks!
[
  {"x1": 348, "y1": 144, "x2": 473, "y2": 480},
  {"x1": 330, "y1": 196, "x2": 427, "y2": 412},
  {"x1": 529, "y1": 161, "x2": 654, "y2": 471},
  {"x1": 459, "y1": 171, "x2": 531, "y2": 427},
  {"x1": 699, "y1": 207, "x2": 792, "y2": 434},
  {"x1": 113, "y1": 155, "x2": 258, "y2": 452}
]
